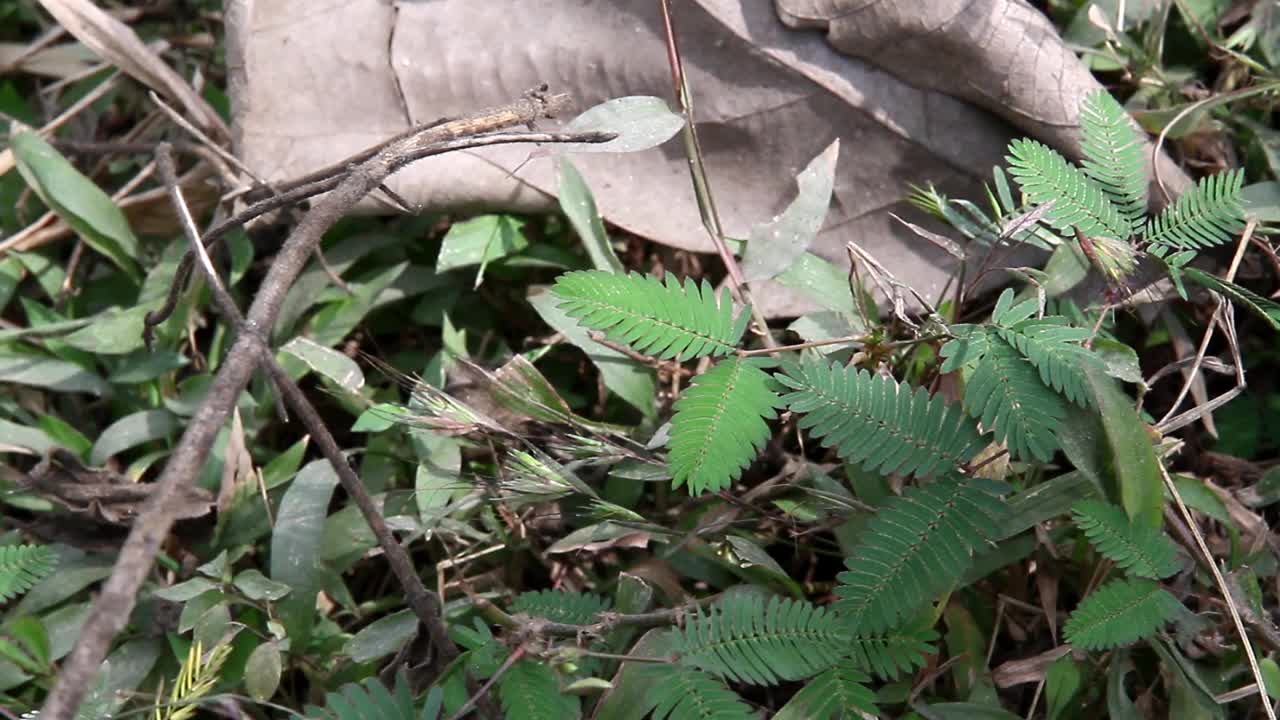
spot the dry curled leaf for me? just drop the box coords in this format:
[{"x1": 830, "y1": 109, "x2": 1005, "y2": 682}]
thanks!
[
  {"x1": 36, "y1": 0, "x2": 228, "y2": 139},
  {"x1": 227, "y1": 0, "x2": 1191, "y2": 316}
]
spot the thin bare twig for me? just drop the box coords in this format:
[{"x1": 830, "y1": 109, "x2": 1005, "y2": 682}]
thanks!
[
  {"x1": 39, "y1": 90, "x2": 584, "y2": 720},
  {"x1": 159, "y1": 143, "x2": 465, "y2": 673},
  {"x1": 657, "y1": 0, "x2": 776, "y2": 351},
  {"x1": 1155, "y1": 219, "x2": 1255, "y2": 433},
  {"x1": 142, "y1": 129, "x2": 614, "y2": 346},
  {"x1": 1160, "y1": 461, "x2": 1277, "y2": 720}
]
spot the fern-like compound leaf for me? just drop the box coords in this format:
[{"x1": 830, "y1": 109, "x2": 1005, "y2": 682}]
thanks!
[
  {"x1": 943, "y1": 328, "x2": 1066, "y2": 461},
  {"x1": 307, "y1": 673, "x2": 426, "y2": 720},
  {"x1": 671, "y1": 595, "x2": 847, "y2": 685},
  {"x1": 498, "y1": 658, "x2": 579, "y2": 720},
  {"x1": 551, "y1": 270, "x2": 749, "y2": 360},
  {"x1": 1071, "y1": 500, "x2": 1180, "y2": 579},
  {"x1": 669, "y1": 358, "x2": 781, "y2": 495},
  {"x1": 835, "y1": 476, "x2": 1010, "y2": 635},
  {"x1": 1064, "y1": 578, "x2": 1182, "y2": 650},
  {"x1": 1142, "y1": 168, "x2": 1245, "y2": 252},
  {"x1": 774, "y1": 661, "x2": 878, "y2": 719},
  {"x1": 1006, "y1": 138, "x2": 1131, "y2": 240},
  {"x1": 996, "y1": 318, "x2": 1100, "y2": 408},
  {"x1": 846, "y1": 626, "x2": 939, "y2": 680},
  {"x1": 0, "y1": 544, "x2": 56, "y2": 602},
  {"x1": 511, "y1": 589, "x2": 610, "y2": 625},
  {"x1": 1078, "y1": 89, "x2": 1148, "y2": 230},
  {"x1": 776, "y1": 357, "x2": 984, "y2": 478},
  {"x1": 643, "y1": 665, "x2": 754, "y2": 720}
]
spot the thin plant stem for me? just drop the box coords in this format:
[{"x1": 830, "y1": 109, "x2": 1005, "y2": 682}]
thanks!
[{"x1": 1160, "y1": 460, "x2": 1277, "y2": 720}]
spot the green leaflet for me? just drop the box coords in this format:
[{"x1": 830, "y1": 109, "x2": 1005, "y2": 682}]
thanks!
[
  {"x1": 835, "y1": 476, "x2": 1010, "y2": 635},
  {"x1": 1005, "y1": 137, "x2": 1131, "y2": 240},
  {"x1": 498, "y1": 658, "x2": 580, "y2": 720},
  {"x1": 1064, "y1": 578, "x2": 1182, "y2": 650},
  {"x1": 777, "y1": 356, "x2": 984, "y2": 478},
  {"x1": 668, "y1": 357, "x2": 782, "y2": 495},
  {"x1": 510, "y1": 589, "x2": 610, "y2": 625},
  {"x1": 1078, "y1": 89, "x2": 1148, "y2": 231},
  {"x1": 984, "y1": 288, "x2": 1103, "y2": 408},
  {"x1": 1142, "y1": 169, "x2": 1245, "y2": 252},
  {"x1": 772, "y1": 661, "x2": 877, "y2": 719},
  {"x1": 551, "y1": 270, "x2": 749, "y2": 360},
  {"x1": 641, "y1": 665, "x2": 754, "y2": 720},
  {"x1": 846, "y1": 625, "x2": 939, "y2": 680},
  {"x1": 670, "y1": 595, "x2": 847, "y2": 686},
  {"x1": 0, "y1": 544, "x2": 57, "y2": 602},
  {"x1": 942, "y1": 326, "x2": 1067, "y2": 462},
  {"x1": 304, "y1": 672, "x2": 430, "y2": 720},
  {"x1": 1072, "y1": 500, "x2": 1181, "y2": 579}
]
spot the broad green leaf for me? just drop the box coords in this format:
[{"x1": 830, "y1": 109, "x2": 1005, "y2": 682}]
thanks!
[
  {"x1": 775, "y1": 252, "x2": 857, "y2": 313},
  {"x1": 89, "y1": 409, "x2": 178, "y2": 465},
  {"x1": 0, "y1": 257, "x2": 24, "y2": 312},
  {"x1": 11, "y1": 130, "x2": 140, "y2": 281},
  {"x1": 435, "y1": 215, "x2": 528, "y2": 274},
  {"x1": 244, "y1": 640, "x2": 282, "y2": 701},
  {"x1": 1166, "y1": 475, "x2": 1229, "y2": 524},
  {"x1": 14, "y1": 547, "x2": 112, "y2": 615},
  {"x1": 107, "y1": 350, "x2": 188, "y2": 384},
  {"x1": 270, "y1": 460, "x2": 339, "y2": 645},
  {"x1": 787, "y1": 311, "x2": 865, "y2": 355},
  {"x1": 61, "y1": 305, "x2": 151, "y2": 355},
  {"x1": 0, "y1": 418, "x2": 56, "y2": 455},
  {"x1": 177, "y1": 589, "x2": 225, "y2": 634},
  {"x1": 306, "y1": 261, "x2": 408, "y2": 347},
  {"x1": 344, "y1": 609, "x2": 418, "y2": 663},
  {"x1": 604, "y1": 573, "x2": 654, "y2": 655},
  {"x1": 1041, "y1": 243, "x2": 1090, "y2": 296},
  {"x1": 561, "y1": 96, "x2": 685, "y2": 153},
  {"x1": 414, "y1": 430, "x2": 462, "y2": 532},
  {"x1": 558, "y1": 157, "x2": 624, "y2": 273},
  {"x1": 1092, "y1": 338, "x2": 1142, "y2": 383},
  {"x1": 36, "y1": 413, "x2": 90, "y2": 457},
  {"x1": 153, "y1": 577, "x2": 220, "y2": 602},
  {"x1": 592, "y1": 629, "x2": 676, "y2": 720},
  {"x1": 279, "y1": 336, "x2": 365, "y2": 391},
  {"x1": 999, "y1": 471, "x2": 1100, "y2": 539},
  {"x1": 352, "y1": 403, "x2": 400, "y2": 432},
  {"x1": 0, "y1": 349, "x2": 109, "y2": 396},
  {"x1": 233, "y1": 569, "x2": 292, "y2": 601},
  {"x1": 274, "y1": 232, "x2": 401, "y2": 341},
  {"x1": 1045, "y1": 654, "x2": 1083, "y2": 720},
  {"x1": 1259, "y1": 657, "x2": 1280, "y2": 701},
  {"x1": 529, "y1": 288, "x2": 656, "y2": 418},
  {"x1": 1060, "y1": 366, "x2": 1163, "y2": 527},
  {"x1": 1241, "y1": 180, "x2": 1280, "y2": 223},
  {"x1": 3, "y1": 616, "x2": 49, "y2": 669},
  {"x1": 742, "y1": 140, "x2": 838, "y2": 282},
  {"x1": 262, "y1": 436, "x2": 309, "y2": 490},
  {"x1": 43, "y1": 601, "x2": 90, "y2": 661}
]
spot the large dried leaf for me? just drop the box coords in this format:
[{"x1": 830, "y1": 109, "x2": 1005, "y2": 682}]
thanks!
[
  {"x1": 36, "y1": 0, "x2": 228, "y2": 139},
  {"x1": 227, "y1": 0, "x2": 1191, "y2": 316}
]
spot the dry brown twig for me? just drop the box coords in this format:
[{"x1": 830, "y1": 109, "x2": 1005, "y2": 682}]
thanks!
[{"x1": 38, "y1": 90, "x2": 613, "y2": 720}]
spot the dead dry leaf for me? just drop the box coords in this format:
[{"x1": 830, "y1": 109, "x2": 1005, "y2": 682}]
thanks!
[
  {"x1": 226, "y1": 0, "x2": 1192, "y2": 316},
  {"x1": 36, "y1": 0, "x2": 228, "y2": 140}
]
